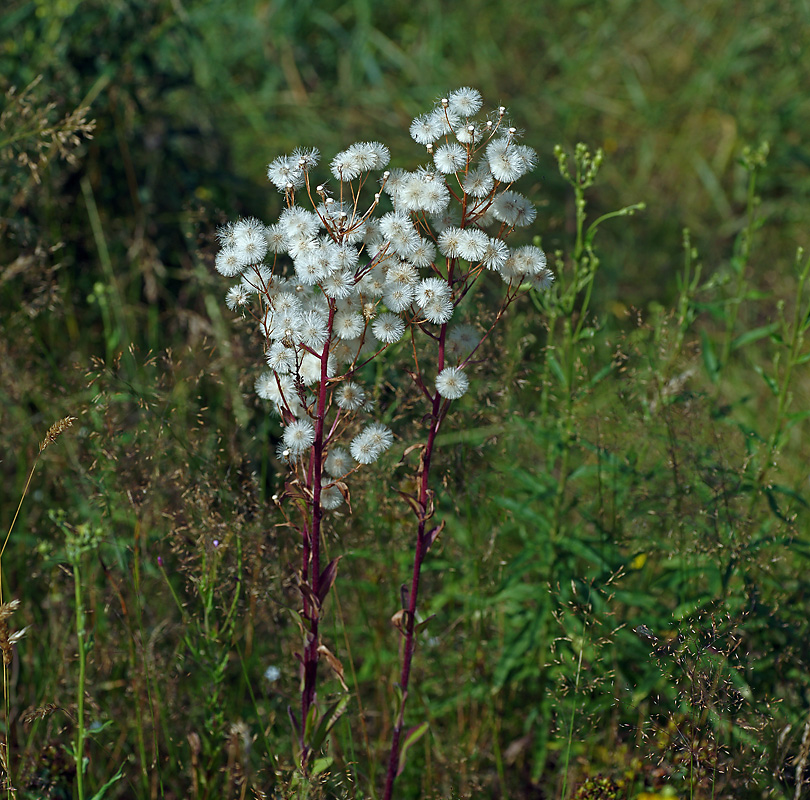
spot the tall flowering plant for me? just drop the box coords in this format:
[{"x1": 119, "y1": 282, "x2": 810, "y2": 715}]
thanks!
[{"x1": 213, "y1": 87, "x2": 553, "y2": 793}]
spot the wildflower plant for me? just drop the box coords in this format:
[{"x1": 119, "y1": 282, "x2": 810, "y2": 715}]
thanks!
[{"x1": 212, "y1": 88, "x2": 553, "y2": 793}]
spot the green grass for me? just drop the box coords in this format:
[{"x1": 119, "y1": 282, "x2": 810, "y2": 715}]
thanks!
[{"x1": 2, "y1": 1, "x2": 810, "y2": 798}]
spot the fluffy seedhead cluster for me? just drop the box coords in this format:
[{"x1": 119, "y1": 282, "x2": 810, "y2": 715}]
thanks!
[
  {"x1": 213, "y1": 88, "x2": 553, "y2": 784},
  {"x1": 214, "y1": 87, "x2": 553, "y2": 508}
]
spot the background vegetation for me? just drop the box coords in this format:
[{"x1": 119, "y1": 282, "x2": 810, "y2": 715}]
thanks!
[{"x1": 1, "y1": 0, "x2": 809, "y2": 798}]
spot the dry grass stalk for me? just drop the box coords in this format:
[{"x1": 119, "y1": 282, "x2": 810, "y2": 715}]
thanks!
[
  {"x1": 0, "y1": 599, "x2": 28, "y2": 667},
  {"x1": 39, "y1": 416, "x2": 77, "y2": 453}
]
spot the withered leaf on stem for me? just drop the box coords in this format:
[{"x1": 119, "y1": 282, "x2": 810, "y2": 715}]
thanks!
[
  {"x1": 391, "y1": 609, "x2": 413, "y2": 635},
  {"x1": 317, "y1": 556, "x2": 342, "y2": 604},
  {"x1": 317, "y1": 644, "x2": 349, "y2": 691},
  {"x1": 422, "y1": 520, "x2": 445, "y2": 552}
]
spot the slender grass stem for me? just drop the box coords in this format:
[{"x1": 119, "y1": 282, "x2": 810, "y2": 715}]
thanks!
[{"x1": 72, "y1": 559, "x2": 87, "y2": 800}]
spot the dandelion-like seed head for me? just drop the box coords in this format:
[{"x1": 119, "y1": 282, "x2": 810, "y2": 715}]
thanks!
[
  {"x1": 321, "y1": 485, "x2": 345, "y2": 510},
  {"x1": 436, "y1": 366, "x2": 469, "y2": 400},
  {"x1": 325, "y1": 446, "x2": 353, "y2": 478},
  {"x1": 336, "y1": 381, "x2": 366, "y2": 411},
  {"x1": 447, "y1": 87, "x2": 483, "y2": 117},
  {"x1": 226, "y1": 285, "x2": 252, "y2": 311},
  {"x1": 371, "y1": 312, "x2": 405, "y2": 344},
  {"x1": 215, "y1": 87, "x2": 551, "y2": 500},
  {"x1": 283, "y1": 419, "x2": 316, "y2": 455}
]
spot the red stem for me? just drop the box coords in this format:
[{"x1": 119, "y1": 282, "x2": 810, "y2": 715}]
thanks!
[
  {"x1": 383, "y1": 324, "x2": 448, "y2": 800},
  {"x1": 299, "y1": 302, "x2": 335, "y2": 766}
]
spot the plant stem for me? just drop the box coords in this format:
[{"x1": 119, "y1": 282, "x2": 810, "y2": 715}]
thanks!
[
  {"x1": 299, "y1": 303, "x2": 335, "y2": 767},
  {"x1": 383, "y1": 366, "x2": 446, "y2": 800},
  {"x1": 73, "y1": 559, "x2": 87, "y2": 800}
]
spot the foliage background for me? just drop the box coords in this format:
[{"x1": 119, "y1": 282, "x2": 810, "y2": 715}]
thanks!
[{"x1": 1, "y1": 0, "x2": 809, "y2": 798}]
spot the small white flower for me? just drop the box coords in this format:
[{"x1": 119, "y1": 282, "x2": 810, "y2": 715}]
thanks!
[
  {"x1": 334, "y1": 243, "x2": 360, "y2": 271},
  {"x1": 331, "y1": 147, "x2": 365, "y2": 181},
  {"x1": 298, "y1": 310, "x2": 329, "y2": 349},
  {"x1": 215, "y1": 246, "x2": 246, "y2": 277},
  {"x1": 233, "y1": 217, "x2": 269, "y2": 265},
  {"x1": 350, "y1": 422, "x2": 393, "y2": 464},
  {"x1": 455, "y1": 122, "x2": 482, "y2": 145},
  {"x1": 292, "y1": 147, "x2": 320, "y2": 172},
  {"x1": 264, "y1": 224, "x2": 287, "y2": 254},
  {"x1": 434, "y1": 142, "x2": 467, "y2": 174},
  {"x1": 260, "y1": 373, "x2": 307, "y2": 417},
  {"x1": 417, "y1": 177, "x2": 451, "y2": 215},
  {"x1": 288, "y1": 235, "x2": 320, "y2": 263},
  {"x1": 456, "y1": 229, "x2": 489, "y2": 261},
  {"x1": 512, "y1": 245, "x2": 547, "y2": 275},
  {"x1": 408, "y1": 238, "x2": 437, "y2": 268},
  {"x1": 397, "y1": 173, "x2": 431, "y2": 212},
  {"x1": 421, "y1": 296, "x2": 454, "y2": 324},
  {"x1": 325, "y1": 446, "x2": 352, "y2": 477},
  {"x1": 355, "y1": 141, "x2": 390, "y2": 170},
  {"x1": 357, "y1": 270, "x2": 386, "y2": 298},
  {"x1": 386, "y1": 261, "x2": 420, "y2": 288},
  {"x1": 266, "y1": 341, "x2": 297, "y2": 373},
  {"x1": 350, "y1": 431, "x2": 378, "y2": 464},
  {"x1": 487, "y1": 138, "x2": 534, "y2": 183},
  {"x1": 447, "y1": 87, "x2": 483, "y2": 117},
  {"x1": 264, "y1": 665, "x2": 282, "y2": 682},
  {"x1": 415, "y1": 277, "x2": 451, "y2": 310},
  {"x1": 255, "y1": 371, "x2": 277, "y2": 400},
  {"x1": 371, "y1": 312, "x2": 405, "y2": 344},
  {"x1": 217, "y1": 222, "x2": 237, "y2": 248},
  {"x1": 380, "y1": 212, "x2": 419, "y2": 258},
  {"x1": 381, "y1": 167, "x2": 409, "y2": 199},
  {"x1": 531, "y1": 269, "x2": 555, "y2": 291},
  {"x1": 322, "y1": 270, "x2": 355, "y2": 299},
  {"x1": 383, "y1": 283, "x2": 415, "y2": 313},
  {"x1": 226, "y1": 285, "x2": 251, "y2": 311},
  {"x1": 321, "y1": 485, "x2": 345, "y2": 510},
  {"x1": 491, "y1": 190, "x2": 536, "y2": 227},
  {"x1": 480, "y1": 238, "x2": 510, "y2": 271},
  {"x1": 283, "y1": 419, "x2": 316, "y2": 455},
  {"x1": 279, "y1": 207, "x2": 321, "y2": 241},
  {"x1": 409, "y1": 110, "x2": 446, "y2": 145},
  {"x1": 272, "y1": 291, "x2": 303, "y2": 317},
  {"x1": 436, "y1": 366, "x2": 469, "y2": 399},
  {"x1": 334, "y1": 310, "x2": 365, "y2": 340},
  {"x1": 299, "y1": 352, "x2": 334, "y2": 385},
  {"x1": 437, "y1": 227, "x2": 465, "y2": 258},
  {"x1": 364, "y1": 422, "x2": 393, "y2": 453},
  {"x1": 462, "y1": 165, "x2": 495, "y2": 198},
  {"x1": 336, "y1": 381, "x2": 366, "y2": 411},
  {"x1": 267, "y1": 155, "x2": 305, "y2": 191}
]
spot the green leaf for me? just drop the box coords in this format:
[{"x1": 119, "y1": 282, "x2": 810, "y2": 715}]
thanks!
[
  {"x1": 397, "y1": 721, "x2": 429, "y2": 777},
  {"x1": 785, "y1": 410, "x2": 810, "y2": 430},
  {"x1": 546, "y1": 353, "x2": 567, "y2": 388},
  {"x1": 557, "y1": 536, "x2": 611, "y2": 570},
  {"x1": 731, "y1": 322, "x2": 780, "y2": 350},
  {"x1": 309, "y1": 696, "x2": 351, "y2": 751},
  {"x1": 311, "y1": 756, "x2": 333, "y2": 777},
  {"x1": 392, "y1": 684, "x2": 405, "y2": 722},
  {"x1": 89, "y1": 767, "x2": 125, "y2": 800},
  {"x1": 303, "y1": 703, "x2": 318, "y2": 745},
  {"x1": 700, "y1": 330, "x2": 719, "y2": 382},
  {"x1": 752, "y1": 364, "x2": 779, "y2": 396},
  {"x1": 588, "y1": 362, "x2": 614, "y2": 386}
]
